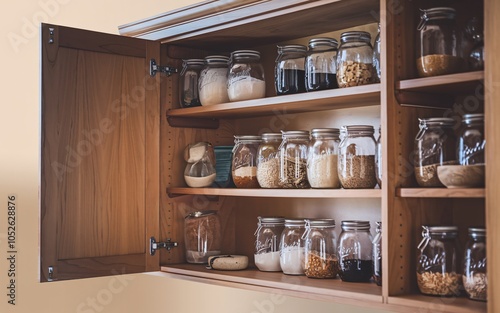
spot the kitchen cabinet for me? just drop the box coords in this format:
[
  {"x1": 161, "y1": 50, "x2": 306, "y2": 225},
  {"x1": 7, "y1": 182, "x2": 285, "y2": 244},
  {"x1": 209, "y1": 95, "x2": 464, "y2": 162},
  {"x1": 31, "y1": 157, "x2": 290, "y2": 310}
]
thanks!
[{"x1": 40, "y1": 0, "x2": 499, "y2": 312}]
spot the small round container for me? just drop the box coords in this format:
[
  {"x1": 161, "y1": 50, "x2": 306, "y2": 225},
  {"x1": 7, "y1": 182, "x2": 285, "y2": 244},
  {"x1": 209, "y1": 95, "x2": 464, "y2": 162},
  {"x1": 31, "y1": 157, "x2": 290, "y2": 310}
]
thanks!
[
  {"x1": 307, "y1": 128, "x2": 341, "y2": 188},
  {"x1": 257, "y1": 133, "x2": 282, "y2": 188},
  {"x1": 275, "y1": 45, "x2": 307, "y2": 95},
  {"x1": 458, "y1": 114, "x2": 485, "y2": 166},
  {"x1": 254, "y1": 216, "x2": 285, "y2": 272},
  {"x1": 280, "y1": 218, "x2": 307, "y2": 275},
  {"x1": 372, "y1": 221, "x2": 382, "y2": 286},
  {"x1": 336, "y1": 31, "x2": 375, "y2": 88},
  {"x1": 184, "y1": 210, "x2": 221, "y2": 263},
  {"x1": 179, "y1": 59, "x2": 204, "y2": 108},
  {"x1": 232, "y1": 135, "x2": 262, "y2": 188},
  {"x1": 305, "y1": 37, "x2": 339, "y2": 92},
  {"x1": 338, "y1": 220, "x2": 373, "y2": 282},
  {"x1": 279, "y1": 130, "x2": 310, "y2": 188},
  {"x1": 303, "y1": 219, "x2": 338, "y2": 279},
  {"x1": 463, "y1": 227, "x2": 487, "y2": 301},
  {"x1": 227, "y1": 50, "x2": 266, "y2": 102},
  {"x1": 198, "y1": 55, "x2": 230, "y2": 106}
]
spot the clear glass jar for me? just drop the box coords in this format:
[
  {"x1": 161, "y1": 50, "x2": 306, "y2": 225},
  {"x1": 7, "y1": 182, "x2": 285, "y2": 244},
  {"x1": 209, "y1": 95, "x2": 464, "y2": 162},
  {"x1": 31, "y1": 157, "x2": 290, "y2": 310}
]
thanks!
[
  {"x1": 307, "y1": 128, "x2": 341, "y2": 188},
  {"x1": 417, "y1": 226, "x2": 461, "y2": 296},
  {"x1": 305, "y1": 37, "x2": 338, "y2": 92},
  {"x1": 465, "y1": 17, "x2": 484, "y2": 71},
  {"x1": 338, "y1": 125, "x2": 377, "y2": 189},
  {"x1": 257, "y1": 133, "x2": 282, "y2": 188},
  {"x1": 198, "y1": 55, "x2": 230, "y2": 106},
  {"x1": 336, "y1": 31, "x2": 375, "y2": 88},
  {"x1": 279, "y1": 218, "x2": 306, "y2": 275},
  {"x1": 179, "y1": 59, "x2": 204, "y2": 108},
  {"x1": 463, "y1": 227, "x2": 487, "y2": 301},
  {"x1": 373, "y1": 24, "x2": 381, "y2": 83},
  {"x1": 414, "y1": 118, "x2": 457, "y2": 187},
  {"x1": 184, "y1": 210, "x2": 221, "y2": 264},
  {"x1": 279, "y1": 130, "x2": 310, "y2": 188},
  {"x1": 254, "y1": 216, "x2": 285, "y2": 272},
  {"x1": 338, "y1": 220, "x2": 373, "y2": 282},
  {"x1": 416, "y1": 7, "x2": 465, "y2": 77},
  {"x1": 458, "y1": 114, "x2": 485, "y2": 166},
  {"x1": 303, "y1": 219, "x2": 338, "y2": 279},
  {"x1": 372, "y1": 221, "x2": 382, "y2": 286},
  {"x1": 376, "y1": 126, "x2": 382, "y2": 188},
  {"x1": 227, "y1": 50, "x2": 266, "y2": 102},
  {"x1": 232, "y1": 135, "x2": 261, "y2": 188},
  {"x1": 275, "y1": 45, "x2": 307, "y2": 95},
  {"x1": 183, "y1": 142, "x2": 216, "y2": 188}
]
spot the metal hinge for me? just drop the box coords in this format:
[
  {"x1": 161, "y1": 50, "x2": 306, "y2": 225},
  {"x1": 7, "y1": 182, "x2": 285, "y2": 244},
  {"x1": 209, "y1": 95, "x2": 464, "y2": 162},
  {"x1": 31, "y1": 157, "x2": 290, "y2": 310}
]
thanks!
[
  {"x1": 149, "y1": 237, "x2": 178, "y2": 256},
  {"x1": 150, "y1": 59, "x2": 178, "y2": 77},
  {"x1": 48, "y1": 266, "x2": 56, "y2": 281}
]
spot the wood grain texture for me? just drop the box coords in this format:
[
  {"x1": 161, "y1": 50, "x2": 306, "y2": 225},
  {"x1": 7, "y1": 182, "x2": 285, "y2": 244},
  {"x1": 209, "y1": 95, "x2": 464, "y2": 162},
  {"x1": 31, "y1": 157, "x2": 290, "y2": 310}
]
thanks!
[{"x1": 397, "y1": 188, "x2": 485, "y2": 198}]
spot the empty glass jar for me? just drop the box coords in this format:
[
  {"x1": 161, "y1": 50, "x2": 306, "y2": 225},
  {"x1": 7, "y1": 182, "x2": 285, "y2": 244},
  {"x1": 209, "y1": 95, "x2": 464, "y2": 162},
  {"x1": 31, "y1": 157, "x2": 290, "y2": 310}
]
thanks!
[
  {"x1": 305, "y1": 37, "x2": 338, "y2": 92},
  {"x1": 254, "y1": 216, "x2": 285, "y2": 272},
  {"x1": 179, "y1": 59, "x2": 204, "y2": 108},
  {"x1": 227, "y1": 50, "x2": 266, "y2": 102},
  {"x1": 279, "y1": 130, "x2": 310, "y2": 188},
  {"x1": 232, "y1": 135, "x2": 261, "y2": 188},
  {"x1": 463, "y1": 227, "x2": 487, "y2": 301},
  {"x1": 184, "y1": 210, "x2": 221, "y2": 263},
  {"x1": 337, "y1": 31, "x2": 375, "y2": 88},
  {"x1": 280, "y1": 218, "x2": 307, "y2": 275},
  {"x1": 275, "y1": 45, "x2": 307, "y2": 95},
  {"x1": 338, "y1": 220, "x2": 373, "y2": 282},
  {"x1": 303, "y1": 219, "x2": 338, "y2": 279},
  {"x1": 257, "y1": 133, "x2": 282, "y2": 188},
  {"x1": 307, "y1": 128, "x2": 341, "y2": 188},
  {"x1": 458, "y1": 114, "x2": 485, "y2": 165},
  {"x1": 372, "y1": 221, "x2": 382, "y2": 286},
  {"x1": 199, "y1": 55, "x2": 230, "y2": 106}
]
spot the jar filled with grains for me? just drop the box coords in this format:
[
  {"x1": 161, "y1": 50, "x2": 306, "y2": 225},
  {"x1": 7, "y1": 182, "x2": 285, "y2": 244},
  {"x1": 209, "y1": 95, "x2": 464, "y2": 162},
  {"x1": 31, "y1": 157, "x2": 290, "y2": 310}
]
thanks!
[
  {"x1": 279, "y1": 218, "x2": 307, "y2": 275},
  {"x1": 257, "y1": 133, "x2": 282, "y2": 188},
  {"x1": 198, "y1": 56, "x2": 230, "y2": 106},
  {"x1": 232, "y1": 135, "x2": 261, "y2": 188},
  {"x1": 463, "y1": 227, "x2": 487, "y2": 301},
  {"x1": 307, "y1": 128, "x2": 341, "y2": 188},
  {"x1": 338, "y1": 220, "x2": 373, "y2": 282},
  {"x1": 279, "y1": 131, "x2": 310, "y2": 188},
  {"x1": 336, "y1": 31, "x2": 375, "y2": 88},
  {"x1": 303, "y1": 219, "x2": 338, "y2": 279},
  {"x1": 254, "y1": 216, "x2": 285, "y2": 272}
]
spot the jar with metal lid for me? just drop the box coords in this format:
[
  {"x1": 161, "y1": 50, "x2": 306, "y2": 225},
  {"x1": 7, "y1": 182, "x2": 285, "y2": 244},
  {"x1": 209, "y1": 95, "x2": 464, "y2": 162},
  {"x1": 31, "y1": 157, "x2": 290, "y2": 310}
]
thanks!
[
  {"x1": 254, "y1": 216, "x2": 285, "y2": 272},
  {"x1": 257, "y1": 133, "x2": 282, "y2": 188},
  {"x1": 414, "y1": 117, "x2": 457, "y2": 187},
  {"x1": 338, "y1": 220, "x2": 373, "y2": 282},
  {"x1": 373, "y1": 24, "x2": 381, "y2": 83},
  {"x1": 198, "y1": 55, "x2": 230, "y2": 106},
  {"x1": 458, "y1": 114, "x2": 485, "y2": 166},
  {"x1": 232, "y1": 135, "x2": 261, "y2": 188},
  {"x1": 416, "y1": 7, "x2": 465, "y2": 77},
  {"x1": 279, "y1": 130, "x2": 310, "y2": 188},
  {"x1": 305, "y1": 37, "x2": 338, "y2": 92},
  {"x1": 307, "y1": 128, "x2": 341, "y2": 188},
  {"x1": 463, "y1": 227, "x2": 487, "y2": 301},
  {"x1": 336, "y1": 31, "x2": 375, "y2": 88},
  {"x1": 372, "y1": 221, "x2": 382, "y2": 286},
  {"x1": 376, "y1": 126, "x2": 382, "y2": 188},
  {"x1": 179, "y1": 59, "x2": 204, "y2": 108},
  {"x1": 417, "y1": 226, "x2": 461, "y2": 296},
  {"x1": 184, "y1": 210, "x2": 221, "y2": 264},
  {"x1": 279, "y1": 218, "x2": 307, "y2": 275},
  {"x1": 338, "y1": 125, "x2": 377, "y2": 189},
  {"x1": 303, "y1": 219, "x2": 338, "y2": 279},
  {"x1": 227, "y1": 50, "x2": 266, "y2": 102},
  {"x1": 275, "y1": 45, "x2": 307, "y2": 95}
]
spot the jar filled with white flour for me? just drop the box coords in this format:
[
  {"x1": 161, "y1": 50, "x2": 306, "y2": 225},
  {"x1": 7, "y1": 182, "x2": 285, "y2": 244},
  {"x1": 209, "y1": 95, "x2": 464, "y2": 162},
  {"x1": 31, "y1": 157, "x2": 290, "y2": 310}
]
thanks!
[
  {"x1": 227, "y1": 50, "x2": 266, "y2": 102},
  {"x1": 254, "y1": 216, "x2": 285, "y2": 272},
  {"x1": 198, "y1": 56, "x2": 230, "y2": 106}
]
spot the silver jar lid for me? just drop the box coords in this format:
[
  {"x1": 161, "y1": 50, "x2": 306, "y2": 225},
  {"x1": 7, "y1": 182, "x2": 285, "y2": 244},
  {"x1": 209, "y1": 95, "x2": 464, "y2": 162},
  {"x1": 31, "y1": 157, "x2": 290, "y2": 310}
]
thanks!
[
  {"x1": 418, "y1": 7, "x2": 456, "y2": 30},
  {"x1": 308, "y1": 218, "x2": 336, "y2": 227},
  {"x1": 284, "y1": 218, "x2": 307, "y2": 227},
  {"x1": 341, "y1": 220, "x2": 370, "y2": 231},
  {"x1": 204, "y1": 55, "x2": 230, "y2": 65},
  {"x1": 185, "y1": 210, "x2": 218, "y2": 219},
  {"x1": 183, "y1": 59, "x2": 205, "y2": 66},
  {"x1": 342, "y1": 125, "x2": 375, "y2": 135},
  {"x1": 258, "y1": 216, "x2": 285, "y2": 225},
  {"x1": 230, "y1": 50, "x2": 261, "y2": 60},
  {"x1": 340, "y1": 31, "x2": 371, "y2": 44},
  {"x1": 311, "y1": 128, "x2": 340, "y2": 139},
  {"x1": 424, "y1": 225, "x2": 458, "y2": 236},
  {"x1": 308, "y1": 37, "x2": 338, "y2": 49},
  {"x1": 281, "y1": 130, "x2": 310, "y2": 139},
  {"x1": 419, "y1": 117, "x2": 455, "y2": 127},
  {"x1": 234, "y1": 135, "x2": 262, "y2": 142},
  {"x1": 469, "y1": 227, "x2": 486, "y2": 237},
  {"x1": 463, "y1": 113, "x2": 484, "y2": 124},
  {"x1": 261, "y1": 133, "x2": 282, "y2": 141},
  {"x1": 277, "y1": 44, "x2": 307, "y2": 54}
]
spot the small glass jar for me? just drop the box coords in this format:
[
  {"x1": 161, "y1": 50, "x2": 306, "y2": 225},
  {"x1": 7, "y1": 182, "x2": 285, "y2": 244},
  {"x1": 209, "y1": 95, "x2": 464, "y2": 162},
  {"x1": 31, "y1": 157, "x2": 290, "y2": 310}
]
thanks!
[
  {"x1": 232, "y1": 135, "x2": 261, "y2": 188},
  {"x1": 198, "y1": 55, "x2": 230, "y2": 106},
  {"x1": 414, "y1": 118, "x2": 457, "y2": 187},
  {"x1": 303, "y1": 219, "x2": 338, "y2": 279},
  {"x1": 465, "y1": 17, "x2": 484, "y2": 71},
  {"x1": 372, "y1": 221, "x2": 382, "y2": 286},
  {"x1": 416, "y1": 7, "x2": 465, "y2": 77},
  {"x1": 338, "y1": 220, "x2": 373, "y2": 282},
  {"x1": 184, "y1": 142, "x2": 216, "y2": 188},
  {"x1": 458, "y1": 114, "x2": 485, "y2": 166},
  {"x1": 227, "y1": 50, "x2": 266, "y2": 102},
  {"x1": 307, "y1": 128, "x2": 341, "y2": 188},
  {"x1": 280, "y1": 218, "x2": 307, "y2": 275},
  {"x1": 254, "y1": 216, "x2": 285, "y2": 272},
  {"x1": 179, "y1": 59, "x2": 204, "y2": 108},
  {"x1": 279, "y1": 130, "x2": 310, "y2": 188},
  {"x1": 184, "y1": 210, "x2": 221, "y2": 264},
  {"x1": 463, "y1": 227, "x2": 487, "y2": 301},
  {"x1": 417, "y1": 226, "x2": 461, "y2": 296},
  {"x1": 305, "y1": 37, "x2": 338, "y2": 92},
  {"x1": 257, "y1": 133, "x2": 282, "y2": 188},
  {"x1": 376, "y1": 126, "x2": 382, "y2": 188},
  {"x1": 275, "y1": 45, "x2": 307, "y2": 95},
  {"x1": 373, "y1": 24, "x2": 381, "y2": 83},
  {"x1": 338, "y1": 125, "x2": 377, "y2": 189},
  {"x1": 336, "y1": 31, "x2": 375, "y2": 88}
]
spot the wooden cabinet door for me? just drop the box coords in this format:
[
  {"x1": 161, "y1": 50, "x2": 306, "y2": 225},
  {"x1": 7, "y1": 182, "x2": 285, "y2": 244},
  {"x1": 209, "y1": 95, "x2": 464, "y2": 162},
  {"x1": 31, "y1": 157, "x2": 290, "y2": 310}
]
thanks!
[{"x1": 40, "y1": 24, "x2": 161, "y2": 281}]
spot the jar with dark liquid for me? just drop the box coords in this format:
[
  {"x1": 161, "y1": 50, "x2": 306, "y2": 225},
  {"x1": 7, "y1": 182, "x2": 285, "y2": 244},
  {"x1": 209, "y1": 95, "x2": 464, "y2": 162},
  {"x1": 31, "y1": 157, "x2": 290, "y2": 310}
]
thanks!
[
  {"x1": 338, "y1": 220, "x2": 373, "y2": 282},
  {"x1": 305, "y1": 37, "x2": 338, "y2": 92},
  {"x1": 275, "y1": 45, "x2": 307, "y2": 95}
]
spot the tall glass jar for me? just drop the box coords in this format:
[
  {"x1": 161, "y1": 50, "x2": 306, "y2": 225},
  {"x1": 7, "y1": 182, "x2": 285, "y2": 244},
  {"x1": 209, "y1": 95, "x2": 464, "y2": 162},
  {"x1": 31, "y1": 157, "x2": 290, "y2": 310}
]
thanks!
[
  {"x1": 184, "y1": 210, "x2": 221, "y2": 263},
  {"x1": 280, "y1": 218, "x2": 306, "y2": 275},
  {"x1": 257, "y1": 133, "x2": 282, "y2": 188},
  {"x1": 414, "y1": 117, "x2": 457, "y2": 187},
  {"x1": 338, "y1": 125, "x2": 377, "y2": 189},
  {"x1": 227, "y1": 50, "x2": 266, "y2": 102},
  {"x1": 458, "y1": 114, "x2": 485, "y2": 165},
  {"x1": 417, "y1": 226, "x2": 461, "y2": 296},
  {"x1": 463, "y1": 227, "x2": 487, "y2": 301},
  {"x1": 179, "y1": 59, "x2": 204, "y2": 108},
  {"x1": 375, "y1": 126, "x2": 382, "y2": 188},
  {"x1": 336, "y1": 31, "x2": 375, "y2": 88},
  {"x1": 338, "y1": 220, "x2": 373, "y2": 282},
  {"x1": 232, "y1": 135, "x2": 261, "y2": 188},
  {"x1": 279, "y1": 130, "x2": 310, "y2": 188},
  {"x1": 307, "y1": 128, "x2": 341, "y2": 188},
  {"x1": 305, "y1": 37, "x2": 338, "y2": 92},
  {"x1": 373, "y1": 24, "x2": 381, "y2": 83},
  {"x1": 254, "y1": 216, "x2": 285, "y2": 272},
  {"x1": 303, "y1": 219, "x2": 338, "y2": 279},
  {"x1": 275, "y1": 45, "x2": 307, "y2": 95},
  {"x1": 198, "y1": 55, "x2": 230, "y2": 106},
  {"x1": 372, "y1": 221, "x2": 382, "y2": 286}
]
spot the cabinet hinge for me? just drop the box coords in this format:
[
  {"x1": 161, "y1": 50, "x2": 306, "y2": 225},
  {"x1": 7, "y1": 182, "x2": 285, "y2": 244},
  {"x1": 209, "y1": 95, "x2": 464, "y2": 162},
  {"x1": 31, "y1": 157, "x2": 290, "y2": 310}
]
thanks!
[
  {"x1": 150, "y1": 59, "x2": 178, "y2": 77},
  {"x1": 149, "y1": 237, "x2": 178, "y2": 256},
  {"x1": 48, "y1": 266, "x2": 56, "y2": 281}
]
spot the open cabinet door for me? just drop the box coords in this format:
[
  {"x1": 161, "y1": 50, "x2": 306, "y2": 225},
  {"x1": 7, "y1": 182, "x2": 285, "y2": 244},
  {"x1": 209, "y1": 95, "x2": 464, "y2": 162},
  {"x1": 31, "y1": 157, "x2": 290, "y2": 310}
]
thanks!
[{"x1": 40, "y1": 23, "x2": 161, "y2": 281}]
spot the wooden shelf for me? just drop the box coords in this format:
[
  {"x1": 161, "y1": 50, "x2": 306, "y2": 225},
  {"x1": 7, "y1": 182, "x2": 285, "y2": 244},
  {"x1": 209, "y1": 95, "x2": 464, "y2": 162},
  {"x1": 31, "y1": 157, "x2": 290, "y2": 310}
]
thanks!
[
  {"x1": 397, "y1": 71, "x2": 484, "y2": 94},
  {"x1": 397, "y1": 188, "x2": 485, "y2": 198},
  {"x1": 387, "y1": 294, "x2": 486, "y2": 313}
]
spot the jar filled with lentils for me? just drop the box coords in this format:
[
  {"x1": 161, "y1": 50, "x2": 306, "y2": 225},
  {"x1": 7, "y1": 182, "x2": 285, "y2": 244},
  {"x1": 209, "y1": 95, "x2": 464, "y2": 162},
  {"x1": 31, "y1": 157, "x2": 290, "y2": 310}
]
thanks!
[
  {"x1": 257, "y1": 133, "x2": 282, "y2": 188},
  {"x1": 303, "y1": 219, "x2": 338, "y2": 279},
  {"x1": 279, "y1": 131, "x2": 310, "y2": 188}
]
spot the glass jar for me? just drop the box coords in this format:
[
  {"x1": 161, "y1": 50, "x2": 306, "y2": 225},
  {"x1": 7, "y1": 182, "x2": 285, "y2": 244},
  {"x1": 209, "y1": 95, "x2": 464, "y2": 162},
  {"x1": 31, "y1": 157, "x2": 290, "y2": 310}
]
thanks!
[
  {"x1": 198, "y1": 55, "x2": 230, "y2": 106},
  {"x1": 458, "y1": 114, "x2": 485, "y2": 165},
  {"x1": 416, "y1": 7, "x2": 465, "y2": 77},
  {"x1": 305, "y1": 37, "x2": 338, "y2": 92},
  {"x1": 254, "y1": 216, "x2": 285, "y2": 272},
  {"x1": 376, "y1": 126, "x2": 382, "y2": 188},
  {"x1": 338, "y1": 125, "x2": 377, "y2": 189},
  {"x1": 463, "y1": 227, "x2": 487, "y2": 301},
  {"x1": 227, "y1": 50, "x2": 266, "y2": 102},
  {"x1": 338, "y1": 220, "x2": 373, "y2": 282},
  {"x1": 465, "y1": 17, "x2": 484, "y2": 71},
  {"x1": 257, "y1": 133, "x2": 282, "y2": 188},
  {"x1": 232, "y1": 135, "x2": 261, "y2": 188},
  {"x1": 373, "y1": 24, "x2": 381, "y2": 83},
  {"x1": 279, "y1": 130, "x2": 310, "y2": 188},
  {"x1": 416, "y1": 226, "x2": 461, "y2": 296},
  {"x1": 303, "y1": 219, "x2": 338, "y2": 279},
  {"x1": 279, "y1": 218, "x2": 306, "y2": 275},
  {"x1": 372, "y1": 221, "x2": 382, "y2": 286},
  {"x1": 414, "y1": 118, "x2": 457, "y2": 187},
  {"x1": 307, "y1": 128, "x2": 341, "y2": 188},
  {"x1": 183, "y1": 142, "x2": 216, "y2": 188},
  {"x1": 184, "y1": 210, "x2": 221, "y2": 264},
  {"x1": 275, "y1": 45, "x2": 307, "y2": 95},
  {"x1": 336, "y1": 31, "x2": 375, "y2": 88},
  {"x1": 179, "y1": 59, "x2": 204, "y2": 108}
]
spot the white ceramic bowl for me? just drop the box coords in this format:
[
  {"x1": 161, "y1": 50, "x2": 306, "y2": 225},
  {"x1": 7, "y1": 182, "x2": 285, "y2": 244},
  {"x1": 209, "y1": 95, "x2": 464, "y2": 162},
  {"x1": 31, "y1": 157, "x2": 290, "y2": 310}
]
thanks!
[{"x1": 437, "y1": 164, "x2": 485, "y2": 188}]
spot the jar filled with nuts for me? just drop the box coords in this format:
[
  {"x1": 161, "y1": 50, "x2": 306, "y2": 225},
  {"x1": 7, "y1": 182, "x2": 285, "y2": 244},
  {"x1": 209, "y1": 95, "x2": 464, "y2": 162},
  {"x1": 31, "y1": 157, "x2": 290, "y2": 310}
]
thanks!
[
  {"x1": 336, "y1": 31, "x2": 375, "y2": 88},
  {"x1": 307, "y1": 128, "x2": 341, "y2": 188},
  {"x1": 256, "y1": 133, "x2": 282, "y2": 188},
  {"x1": 232, "y1": 135, "x2": 262, "y2": 188},
  {"x1": 303, "y1": 219, "x2": 338, "y2": 279},
  {"x1": 463, "y1": 227, "x2": 487, "y2": 301},
  {"x1": 279, "y1": 130, "x2": 310, "y2": 188},
  {"x1": 280, "y1": 218, "x2": 307, "y2": 275},
  {"x1": 338, "y1": 220, "x2": 373, "y2": 282}
]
